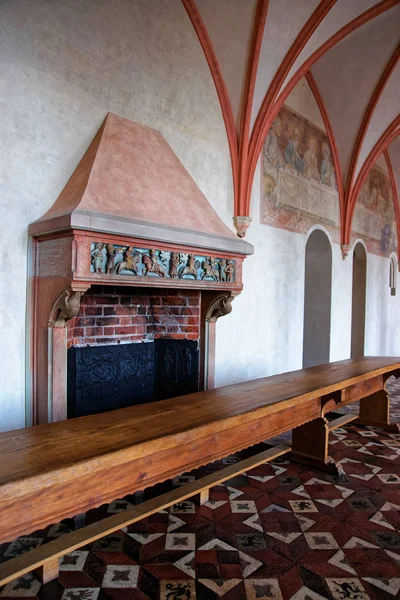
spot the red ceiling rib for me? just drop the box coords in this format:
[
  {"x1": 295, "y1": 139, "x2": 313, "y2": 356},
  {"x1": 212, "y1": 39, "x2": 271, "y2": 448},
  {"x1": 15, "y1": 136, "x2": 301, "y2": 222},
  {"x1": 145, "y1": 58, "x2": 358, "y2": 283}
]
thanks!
[
  {"x1": 237, "y1": 0, "x2": 269, "y2": 216},
  {"x1": 345, "y1": 116, "x2": 400, "y2": 243},
  {"x1": 345, "y1": 42, "x2": 400, "y2": 208},
  {"x1": 241, "y1": 0, "x2": 398, "y2": 230},
  {"x1": 384, "y1": 148, "x2": 400, "y2": 263},
  {"x1": 305, "y1": 71, "x2": 344, "y2": 236},
  {"x1": 181, "y1": 0, "x2": 239, "y2": 198}
]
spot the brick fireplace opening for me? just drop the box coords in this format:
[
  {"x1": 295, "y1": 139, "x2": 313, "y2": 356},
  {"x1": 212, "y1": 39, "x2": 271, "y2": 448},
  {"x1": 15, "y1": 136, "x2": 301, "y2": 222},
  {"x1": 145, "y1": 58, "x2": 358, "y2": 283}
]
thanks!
[
  {"x1": 66, "y1": 287, "x2": 201, "y2": 417},
  {"x1": 67, "y1": 286, "x2": 200, "y2": 347}
]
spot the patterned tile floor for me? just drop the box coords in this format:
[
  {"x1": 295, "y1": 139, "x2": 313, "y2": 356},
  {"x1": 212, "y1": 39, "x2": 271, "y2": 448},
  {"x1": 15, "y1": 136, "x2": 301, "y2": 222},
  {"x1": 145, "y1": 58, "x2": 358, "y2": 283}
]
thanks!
[{"x1": 1, "y1": 381, "x2": 400, "y2": 600}]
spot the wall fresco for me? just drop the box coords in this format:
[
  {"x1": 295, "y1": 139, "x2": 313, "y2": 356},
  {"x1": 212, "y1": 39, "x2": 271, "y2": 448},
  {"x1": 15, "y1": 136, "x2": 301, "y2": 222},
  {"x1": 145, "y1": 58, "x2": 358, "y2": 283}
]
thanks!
[
  {"x1": 351, "y1": 165, "x2": 397, "y2": 258},
  {"x1": 261, "y1": 105, "x2": 340, "y2": 241}
]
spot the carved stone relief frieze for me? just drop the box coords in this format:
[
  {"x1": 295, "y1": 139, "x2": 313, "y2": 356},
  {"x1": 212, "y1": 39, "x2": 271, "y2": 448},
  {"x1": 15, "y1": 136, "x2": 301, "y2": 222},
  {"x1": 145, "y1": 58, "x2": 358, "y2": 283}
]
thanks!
[{"x1": 90, "y1": 242, "x2": 236, "y2": 283}]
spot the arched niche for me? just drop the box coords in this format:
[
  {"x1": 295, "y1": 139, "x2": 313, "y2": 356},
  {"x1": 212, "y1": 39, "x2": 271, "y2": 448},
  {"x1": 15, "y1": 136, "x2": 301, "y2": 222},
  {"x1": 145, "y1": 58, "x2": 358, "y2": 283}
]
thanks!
[
  {"x1": 351, "y1": 241, "x2": 367, "y2": 359},
  {"x1": 302, "y1": 228, "x2": 332, "y2": 368}
]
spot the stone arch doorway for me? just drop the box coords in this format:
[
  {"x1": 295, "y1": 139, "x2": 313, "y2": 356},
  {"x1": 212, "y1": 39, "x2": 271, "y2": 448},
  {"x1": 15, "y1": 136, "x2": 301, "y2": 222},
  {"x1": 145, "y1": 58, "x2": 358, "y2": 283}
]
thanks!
[
  {"x1": 351, "y1": 242, "x2": 367, "y2": 358},
  {"x1": 303, "y1": 229, "x2": 332, "y2": 368}
]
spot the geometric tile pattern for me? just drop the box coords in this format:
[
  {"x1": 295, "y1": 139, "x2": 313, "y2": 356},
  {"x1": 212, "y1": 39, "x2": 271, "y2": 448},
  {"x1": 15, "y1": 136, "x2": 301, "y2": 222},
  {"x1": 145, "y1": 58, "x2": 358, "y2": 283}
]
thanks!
[{"x1": 1, "y1": 380, "x2": 400, "y2": 599}]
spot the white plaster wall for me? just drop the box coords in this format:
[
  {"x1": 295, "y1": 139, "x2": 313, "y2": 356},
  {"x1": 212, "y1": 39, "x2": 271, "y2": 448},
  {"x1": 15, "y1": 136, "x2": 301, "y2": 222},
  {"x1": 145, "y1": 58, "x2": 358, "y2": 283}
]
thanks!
[
  {"x1": 216, "y1": 161, "x2": 305, "y2": 386},
  {"x1": 365, "y1": 253, "x2": 400, "y2": 356},
  {"x1": 330, "y1": 243, "x2": 352, "y2": 361},
  {"x1": 0, "y1": 0, "x2": 233, "y2": 431}
]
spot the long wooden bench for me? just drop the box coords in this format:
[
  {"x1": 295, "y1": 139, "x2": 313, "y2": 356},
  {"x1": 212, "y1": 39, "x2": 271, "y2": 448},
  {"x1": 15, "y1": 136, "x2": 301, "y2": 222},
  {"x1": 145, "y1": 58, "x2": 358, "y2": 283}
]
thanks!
[
  {"x1": 0, "y1": 356, "x2": 399, "y2": 586},
  {"x1": 0, "y1": 443, "x2": 290, "y2": 586}
]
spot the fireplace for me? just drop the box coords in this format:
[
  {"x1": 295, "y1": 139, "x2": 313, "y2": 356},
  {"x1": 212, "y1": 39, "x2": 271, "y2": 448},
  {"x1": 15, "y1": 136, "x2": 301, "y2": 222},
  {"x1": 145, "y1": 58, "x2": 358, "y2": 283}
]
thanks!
[
  {"x1": 66, "y1": 286, "x2": 200, "y2": 417},
  {"x1": 27, "y1": 113, "x2": 253, "y2": 424}
]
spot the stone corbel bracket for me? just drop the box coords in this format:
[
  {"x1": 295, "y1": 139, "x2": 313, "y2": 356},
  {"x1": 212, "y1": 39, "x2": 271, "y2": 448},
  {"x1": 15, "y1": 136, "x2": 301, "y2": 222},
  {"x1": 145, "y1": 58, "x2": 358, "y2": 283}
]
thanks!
[
  {"x1": 48, "y1": 289, "x2": 86, "y2": 328},
  {"x1": 233, "y1": 216, "x2": 252, "y2": 239},
  {"x1": 206, "y1": 294, "x2": 235, "y2": 323},
  {"x1": 341, "y1": 244, "x2": 350, "y2": 260}
]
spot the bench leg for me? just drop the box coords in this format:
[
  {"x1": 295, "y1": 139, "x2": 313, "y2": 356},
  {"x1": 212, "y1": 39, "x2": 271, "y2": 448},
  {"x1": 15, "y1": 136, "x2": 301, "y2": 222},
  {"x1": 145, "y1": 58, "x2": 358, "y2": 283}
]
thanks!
[
  {"x1": 35, "y1": 558, "x2": 59, "y2": 584},
  {"x1": 290, "y1": 417, "x2": 343, "y2": 476},
  {"x1": 355, "y1": 389, "x2": 400, "y2": 433},
  {"x1": 200, "y1": 489, "x2": 209, "y2": 505}
]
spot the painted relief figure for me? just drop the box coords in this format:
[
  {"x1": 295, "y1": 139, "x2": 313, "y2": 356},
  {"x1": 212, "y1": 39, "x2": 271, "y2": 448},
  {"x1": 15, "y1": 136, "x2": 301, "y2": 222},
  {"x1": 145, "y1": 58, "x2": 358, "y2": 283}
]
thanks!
[
  {"x1": 352, "y1": 165, "x2": 396, "y2": 258},
  {"x1": 261, "y1": 104, "x2": 339, "y2": 239}
]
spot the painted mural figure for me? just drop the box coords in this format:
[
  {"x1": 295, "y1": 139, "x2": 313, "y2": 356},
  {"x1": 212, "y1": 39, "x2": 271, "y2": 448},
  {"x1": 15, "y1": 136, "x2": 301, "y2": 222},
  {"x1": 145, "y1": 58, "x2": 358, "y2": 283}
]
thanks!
[
  {"x1": 320, "y1": 142, "x2": 334, "y2": 187},
  {"x1": 363, "y1": 173, "x2": 379, "y2": 210},
  {"x1": 284, "y1": 127, "x2": 304, "y2": 174},
  {"x1": 380, "y1": 223, "x2": 392, "y2": 255},
  {"x1": 303, "y1": 135, "x2": 320, "y2": 182},
  {"x1": 264, "y1": 117, "x2": 285, "y2": 170},
  {"x1": 352, "y1": 166, "x2": 397, "y2": 258}
]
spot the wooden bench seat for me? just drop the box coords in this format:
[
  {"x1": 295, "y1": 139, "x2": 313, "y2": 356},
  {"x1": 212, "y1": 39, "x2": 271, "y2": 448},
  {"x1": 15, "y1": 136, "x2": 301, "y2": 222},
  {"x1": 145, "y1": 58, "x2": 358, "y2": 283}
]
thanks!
[{"x1": 0, "y1": 356, "x2": 399, "y2": 586}]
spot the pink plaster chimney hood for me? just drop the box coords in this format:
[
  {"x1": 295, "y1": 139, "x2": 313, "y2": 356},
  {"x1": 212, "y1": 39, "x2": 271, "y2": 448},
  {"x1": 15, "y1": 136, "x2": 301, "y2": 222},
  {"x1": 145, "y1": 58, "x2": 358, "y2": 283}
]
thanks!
[{"x1": 29, "y1": 113, "x2": 253, "y2": 255}]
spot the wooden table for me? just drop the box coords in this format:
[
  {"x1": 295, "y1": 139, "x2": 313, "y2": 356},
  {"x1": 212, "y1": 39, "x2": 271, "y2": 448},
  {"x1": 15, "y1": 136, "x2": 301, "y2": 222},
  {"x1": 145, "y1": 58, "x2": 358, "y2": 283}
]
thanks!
[{"x1": 1, "y1": 356, "x2": 399, "y2": 550}]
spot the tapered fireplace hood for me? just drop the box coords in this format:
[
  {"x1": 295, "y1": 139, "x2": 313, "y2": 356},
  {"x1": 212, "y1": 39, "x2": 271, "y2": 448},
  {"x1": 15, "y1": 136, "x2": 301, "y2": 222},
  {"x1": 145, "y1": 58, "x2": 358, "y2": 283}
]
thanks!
[{"x1": 29, "y1": 113, "x2": 253, "y2": 255}]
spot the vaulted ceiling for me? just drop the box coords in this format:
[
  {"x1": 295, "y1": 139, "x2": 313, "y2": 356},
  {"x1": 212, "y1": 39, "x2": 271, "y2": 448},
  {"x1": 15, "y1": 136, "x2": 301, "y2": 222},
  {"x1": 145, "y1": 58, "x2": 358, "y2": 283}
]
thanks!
[{"x1": 182, "y1": 0, "x2": 400, "y2": 250}]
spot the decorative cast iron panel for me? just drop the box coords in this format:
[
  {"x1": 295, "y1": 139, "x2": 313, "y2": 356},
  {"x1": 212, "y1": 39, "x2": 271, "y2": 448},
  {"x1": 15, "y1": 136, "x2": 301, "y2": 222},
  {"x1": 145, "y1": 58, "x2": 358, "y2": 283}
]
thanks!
[
  {"x1": 156, "y1": 339, "x2": 199, "y2": 400},
  {"x1": 90, "y1": 242, "x2": 235, "y2": 282},
  {"x1": 67, "y1": 342, "x2": 155, "y2": 418},
  {"x1": 67, "y1": 339, "x2": 199, "y2": 418}
]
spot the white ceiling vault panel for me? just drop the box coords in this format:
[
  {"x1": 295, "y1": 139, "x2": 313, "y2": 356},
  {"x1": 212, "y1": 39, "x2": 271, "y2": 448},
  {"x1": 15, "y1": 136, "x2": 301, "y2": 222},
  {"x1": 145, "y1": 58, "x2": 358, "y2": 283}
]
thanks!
[
  {"x1": 280, "y1": 0, "x2": 380, "y2": 94},
  {"x1": 356, "y1": 63, "x2": 400, "y2": 180},
  {"x1": 195, "y1": 0, "x2": 257, "y2": 129},
  {"x1": 251, "y1": 0, "x2": 319, "y2": 129},
  {"x1": 387, "y1": 136, "x2": 400, "y2": 202},
  {"x1": 285, "y1": 76, "x2": 325, "y2": 131},
  {"x1": 375, "y1": 152, "x2": 389, "y2": 174},
  {"x1": 310, "y1": 8, "x2": 400, "y2": 186}
]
